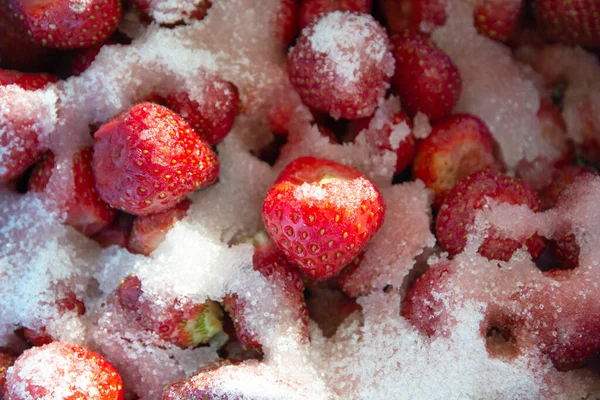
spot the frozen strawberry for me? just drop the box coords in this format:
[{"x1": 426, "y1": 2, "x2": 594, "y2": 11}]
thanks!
[
  {"x1": 263, "y1": 157, "x2": 385, "y2": 279},
  {"x1": 29, "y1": 148, "x2": 116, "y2": 236},
  {"x1": 288, "y1": 11, "x2": 395, "y2": 120},
  {"x1": 534, "y1": 0, "x2": 600, "y2": 47},
  {"x1": 223, "y1": 233, "x2": 308, "y2": 351},
  {"x1": 391, "y1": 30, "x2": 461, "y2": 122},
  {"x1": 67, "y1": 41, "x2": 117, "y2": 77},
  {"x1": 298, "y1": 0, "x2": 372, "y2": 30},
  {"x1": 347, "y1": 111, "x2": 416, "y2": 175},
  {"x1": 128, "y1": 198, "x2": 191, "y2": 255},
  {"x1": 274, "y1": 0, "x2": 300, "y2": 46},
  {"x1": 436, "y1": 169, "x2": 545, "y2": 261},
  {"x1": 92, "y1": 102, "x2": 220, "y2": 216},
  {"x1": 90, "y1": 212, "x2": 135, "y2": 248},
  {"x1": 116, "y1": 275, "x2": 224, "y2": 348},
  {"x1": 0, "y1": 352, "x2": 15, "y2": 395},
  {"x1": 3, "y1": 342, "x2": 123, "y2": 400},
  {"x1": 163, "y1": 78, "x2": 240, "y2": 146},
  {"x1": 0, "y1": 69, "x2": 57, "y2": 91},
  {"x1": 7, "y1": 0, "x2": 121, "y2": 49},
  {"x1": 413, "y1": 114, "x2": 498, "y2": 207},
  {"x1": 472, "y1": 0, "x2": 523, "y2": 42}
]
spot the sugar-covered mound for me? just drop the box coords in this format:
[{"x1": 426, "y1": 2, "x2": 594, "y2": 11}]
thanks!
[{"x1": 1, "y1": 0, "x2": 600, "y2": 399}]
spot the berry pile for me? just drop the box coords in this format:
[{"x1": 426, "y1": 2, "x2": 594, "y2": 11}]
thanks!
[{"x1": 0, "y1": 0, "x2": 600, "y2": 398}]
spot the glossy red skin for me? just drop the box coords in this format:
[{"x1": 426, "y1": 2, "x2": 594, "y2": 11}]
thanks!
[
  {"x1": 534, "y1": 0, "x2": 600, "y2": 47},
  {"x1": 413, "y1": 114, "x2": 497, "y2": 208},
  {"x1": 391, "y1": 30, "x2": 461, "y2": 122},
  {"x1": 164, "y1": 79, "x2": 240, "y2": 146},
  {"x1": 223, "y1": 241, "x2": 308, "y2": 351},
  {"x1": 298, "y1": 0, "x2": 372, "y2": 30},
  {"x1": 263, "y1": 157, "x2": 385, "y2": 280},
  {"x1": 436, "y1": 169, "x2": 545, "y2": 262},
  {"x1": 3, "y1": 342, "x2": 124, "y2": 400},
  {"x1": 92, "y1": 103, "x2": 219, "y2": 216},
  {"x1": 128, "y1": 198, "x2": 191, "y2": 255},
  {"x1": 8, "y1": 0, "x2": 121, "y2": 49}
]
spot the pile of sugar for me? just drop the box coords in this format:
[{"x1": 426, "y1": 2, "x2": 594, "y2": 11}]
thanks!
[{"x1": 0, "y1": 0, "x2": 599, "y2": 399}]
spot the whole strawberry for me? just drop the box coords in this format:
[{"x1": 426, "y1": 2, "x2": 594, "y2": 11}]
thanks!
[
  {"x1": 288, "y1": 11, "x2": 395, "y2": 120},
  {"x1": 7, "y1": 0, "x2": 121, "y2": 49},
  {"x1": 534, "y1": 0, "x2": 600, "y2": 47},
  {"x1": 391, "y1": 30, "x2": 461, "y2": 122},
  {"x1": 262, "y1": 157, "x2": 385, "y2": 280},
  {"x1": 3, "y1": 342, "x2": 123, "y2": 400},
  {"x1": 92, "y1": 103, "x2": 219, "y2": 216}
]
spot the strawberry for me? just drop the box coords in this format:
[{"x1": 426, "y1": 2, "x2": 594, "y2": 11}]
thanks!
[
  {"x1": 223, "y1": 233, "x2": 308, "y2": 351},
  {"x1": 298, "y1": 0, "x2": 372, "y2": 30},
  {"x1": 163, "y1": 78, "x2": 241, "y2": 146},
  {"x1": 413, "y1": 114, "x2": 498, "y2": 207},
  {"x1": 0, "y1": 68, "x2": 57, "y2": 91},
  {"x1": 128, "y1": 198, "x2": 191, "y2": 255},
  {"x1": 3, "y1": 342, "x2": 124, "y2": 400},
  {"x1": 7, "y1": 0, "x2": 122, "y2": 49},
  {"x1": 116, "y1": 275, "x2": 224, "y2": 348},
  {"x1": 275, "y1": 0, "x2": 300, "y2": 46},
  {"x1": 534, "y1": 0, "x2": 600, "y2": 47},
  {"x1": 0, "y1": 352, "x2": 15, "y2": 395},
  {"x1": 346, "y1": 111, "x2": 416, "y2": 175},
  {"x1": 92, "y1": 102, "x2": 220, "y2": 216},
  {"x1": 90, "y1": 211, "x2": 135, "y2": 248},
  {"x1": 379, "y1": 0, "x2": 522, "y2": 42},
  {"x1": 436, "y1": 169, "x2": 545, "y2": 261},
  {"x1": 390, "y1": 30, "x2": 461, "y2": 122},
  {"x1": 262, "y1": 157, "x2": 385, "y2": 280},
  {"x1": 67, "y1": 41, "x2": 117, "y2": 77},
  {"x1": 288, "y1": 11, "x2": 395, "y2": 120},
  {"x1": 29, "y1": 148, "x2": 116, "y2": 236}
]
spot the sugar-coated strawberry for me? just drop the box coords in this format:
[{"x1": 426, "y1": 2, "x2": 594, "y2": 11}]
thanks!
[
  {"x1": 263, "y1": 157, "x2": 385, "y2": 279},
  {"x1": 90, "y1": 211, "x2": 135, "y2": 248},
  {"x1": 379, "y1": 0, "x2": 522, "y2": 42},
  {"x1": 116, "y1": 275, "x2": 224, "y2": 348},
  {"x1": 391, "y1": 30, "x2": 461, "y2": 122},
  {"x1": 288, "y1": 11, "x2": 395, "y2": 120},
  {"x1": 275, "y1": 0, "x2": 300, "y2": 46},
  {"x1": 7, "y1": 0, "x2": 121, "y2": 49},
  {"x1": 534, "y1": 0, "x2": 600, "y2": 47},
  {"x1": 29, "y1": 148, "x2": 116, "y2": 236},
  {"x1": 347, "y1": 111, "x2": 416, "y2": 175},
  {"x1": 298, "y1": 0, "x2": 372, "y2": 30},
  {"x1": 0, "y1": 68, "x2": 57, "y2": 91},
  {"x1": 223, "y1": 233, "x2": 308, "y2": 351},
  {"x1": 0, "y1": 352, "x2": 15, "y2": 395},
  {"x1": 436, "y1": 169, "x2": 545, "y2": 261},
  {"x1": 413, "y1": 114, "x2": 497, "y2": 207},
  {"x1": 92, "y1": 103, "x2": 220, "y2": 216},
  {"x1": 128, "y1": 198, "x2": 191, "y2": 255},
  {"x1": 163, "y1": 78, "x2": 240, "y2": 146},
  {"x1": 3, "y1": 342, "x2": 123, "y2": 400},
  {"x1": 68, "y1": 41, "x2": 117, "y2": 77}
]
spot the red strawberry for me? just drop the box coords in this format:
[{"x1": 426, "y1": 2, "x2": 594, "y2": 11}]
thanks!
[
  {"x1": 262, "y1": 157, "x2": 385, "y2": 280},
  {"x1": 223, "y1": 233, "x2": 308, "y2": 351},
  {"x1": 7, "y1": 0, "x2": 122, "y2": 49},
  {"x1": 413, "y1": 114, "x2": 498, "y2": 207},
  {"x1": 379, "y1": 0, "x2": 522, "y2": 42},
  {"x1": 116, "y1": 275, "x2": 224, "y2": 348},
  {"x1": 29, "y1": 148, "x2": 116, "y2": 236},
  {"x1": 534, "y1": 0, "x2": 600, "y2": 47},
  {"x1": 163, "y1": 78, "x2": 240, "y2": 146},
  {"x1": 436, "y1": 169, "x2": 545, "y2": 261},
  {"x1": 346, "y1": 111, "x2": 416, "y2": 175},
  {"x1": 68, "y1": 41, "x2": 117, "y2": 77},
  {"x1": 0, "y1": 2, "x2": 53, "y2": 71},
  {"x1": 288, "y1": 11, "x2": 395, "y2": 120},
  {"x1": 391, "y1": 30, "x2": 461, "y2": 122},
  {"x1": 0, "y1": 69, "x2": 57, "y2": 91},
  {"x1": 90, "y1": 211, "x2": 135, "y2": 248},
  {"x1": 298, "y1": 0, "x2": 372, "y2": 30},
  {"x1": 92, "y1": 103, "x2": 220, "y2": 216},
  {"x1": 128, "y1": 198, "x2": 191, "y2": 255},
  {"x1": 0, "y1": 353, "x2": 15, "y2": 395},
  {"x1": 275, "y1": 0, "x2": 300, "y2": 46},
  {"x1": 3, "y1": 342, "x2": 124, "y2": 400}
]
